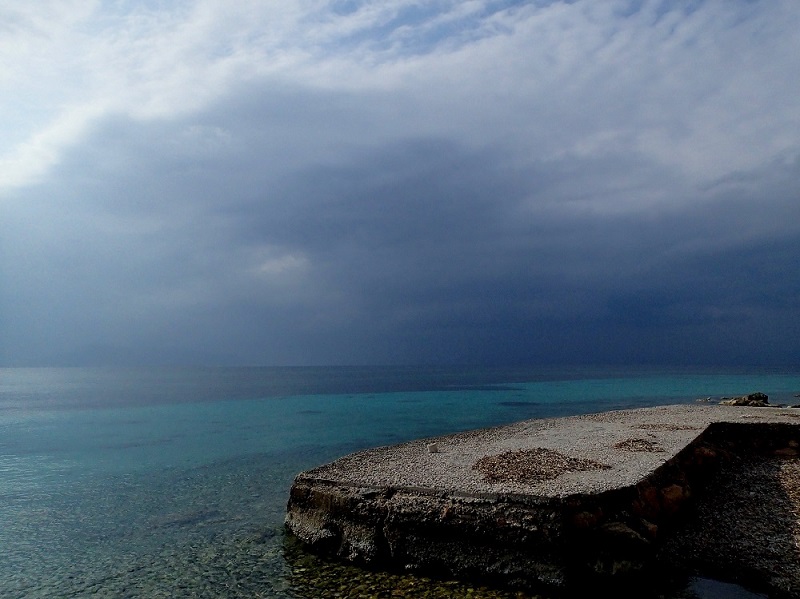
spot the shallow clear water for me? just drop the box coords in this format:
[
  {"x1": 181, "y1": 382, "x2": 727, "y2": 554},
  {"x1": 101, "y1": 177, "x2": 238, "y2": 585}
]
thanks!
[{"x1": 1, "y1": 366, "x2": 795, "y2": 598}]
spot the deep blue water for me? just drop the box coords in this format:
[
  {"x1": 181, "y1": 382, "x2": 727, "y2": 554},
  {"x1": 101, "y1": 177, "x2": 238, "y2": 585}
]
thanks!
[{"x1": 2, "y1": 365, "x2": 797, "y2": 598}]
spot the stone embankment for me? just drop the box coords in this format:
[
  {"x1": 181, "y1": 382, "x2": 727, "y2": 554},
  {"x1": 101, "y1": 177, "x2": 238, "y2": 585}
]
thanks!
[{"x1": 285, "y1": 397, "x2": 800, "y2": 596}]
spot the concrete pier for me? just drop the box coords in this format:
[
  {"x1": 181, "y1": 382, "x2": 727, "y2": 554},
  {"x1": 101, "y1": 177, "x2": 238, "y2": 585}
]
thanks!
[{"x1": 285, "y1": 404, "x2": 800, "y2": 595}]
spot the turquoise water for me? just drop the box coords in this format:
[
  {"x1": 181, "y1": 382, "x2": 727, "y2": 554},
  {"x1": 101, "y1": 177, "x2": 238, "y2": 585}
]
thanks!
[{"x1": 1, "y1": 366, "x2": 797, "y2": 598}]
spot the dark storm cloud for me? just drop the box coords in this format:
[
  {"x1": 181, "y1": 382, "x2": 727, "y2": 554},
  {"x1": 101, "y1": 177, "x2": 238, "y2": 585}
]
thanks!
[
  {"x1": 2, "y1": 1, "x2": 799, "y2": 366},
  {"x1": 9, "y1": 88, "x2": 797, "y2": 366}
]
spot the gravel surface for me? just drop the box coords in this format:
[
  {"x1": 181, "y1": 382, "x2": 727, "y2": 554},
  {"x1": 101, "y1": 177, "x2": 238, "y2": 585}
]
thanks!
[
  {"x1": 658, "y1": 449, "x2": 800, "y2": 596},
  {"x1": 472, "y1": 447, "x2": 611, "y2": 484},
  {"x1": 301, "y1": 404, "x2": 800, "y2": 497}
]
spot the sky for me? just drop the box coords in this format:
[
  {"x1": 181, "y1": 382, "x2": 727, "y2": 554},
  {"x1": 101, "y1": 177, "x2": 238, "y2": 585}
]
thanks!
[{"x1": 1, "y1": 0, "x2": 799, "y2": 367}]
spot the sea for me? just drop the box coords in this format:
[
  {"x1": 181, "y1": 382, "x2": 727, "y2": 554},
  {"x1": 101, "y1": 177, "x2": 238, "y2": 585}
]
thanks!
[{"x1": 2, "y1": 365, "x2": 799, "y2": 598}]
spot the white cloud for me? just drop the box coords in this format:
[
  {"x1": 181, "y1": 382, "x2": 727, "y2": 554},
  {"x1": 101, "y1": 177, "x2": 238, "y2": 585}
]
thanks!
[
  {"x1": 4, "y1": 0, "x2": 798, "y2": 196},
  {"x1": 0, "y1": 1, "x2": 302, "y2": 189}
]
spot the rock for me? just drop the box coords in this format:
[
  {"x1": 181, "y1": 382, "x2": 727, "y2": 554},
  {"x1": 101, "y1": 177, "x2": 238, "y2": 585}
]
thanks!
[
  {"x1": 720, "y1": 392, "x2": 769, "y2": 407},
  {"x1": 286, "y1": 406, "x2": 800, "y2": 596},
  {"x1": 572, "y1": 510, "x2": 600, "y2": 529},
  {"x1": 774, "y1": 447, "x2": 799, "y2": 457},
  {"x1": 659, "y1": 484, "x2": 690, "y2": 515},
  {"x1": 427, "y1": 443, "x2": 440, "y2": 454},
  {"x1": 599, "y1": 522, "x2": 650, "y2": 547}
]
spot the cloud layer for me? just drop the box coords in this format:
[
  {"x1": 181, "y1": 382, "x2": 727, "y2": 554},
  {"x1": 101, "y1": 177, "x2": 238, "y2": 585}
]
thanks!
[{"x1": 2, "y1": 0, "x2": 799, "y2": 366}]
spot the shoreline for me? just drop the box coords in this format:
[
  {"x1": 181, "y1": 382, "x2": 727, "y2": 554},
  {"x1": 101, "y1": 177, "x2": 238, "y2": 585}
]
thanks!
[{"x1": 285, "y1": 402, "x2": 800, "y2": 596}]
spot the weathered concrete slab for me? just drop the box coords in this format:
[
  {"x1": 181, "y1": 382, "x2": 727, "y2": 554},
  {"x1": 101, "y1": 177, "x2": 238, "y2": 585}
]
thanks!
[{"x1": 285, "y1": 404, "x2": 800, "y2": 594}]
